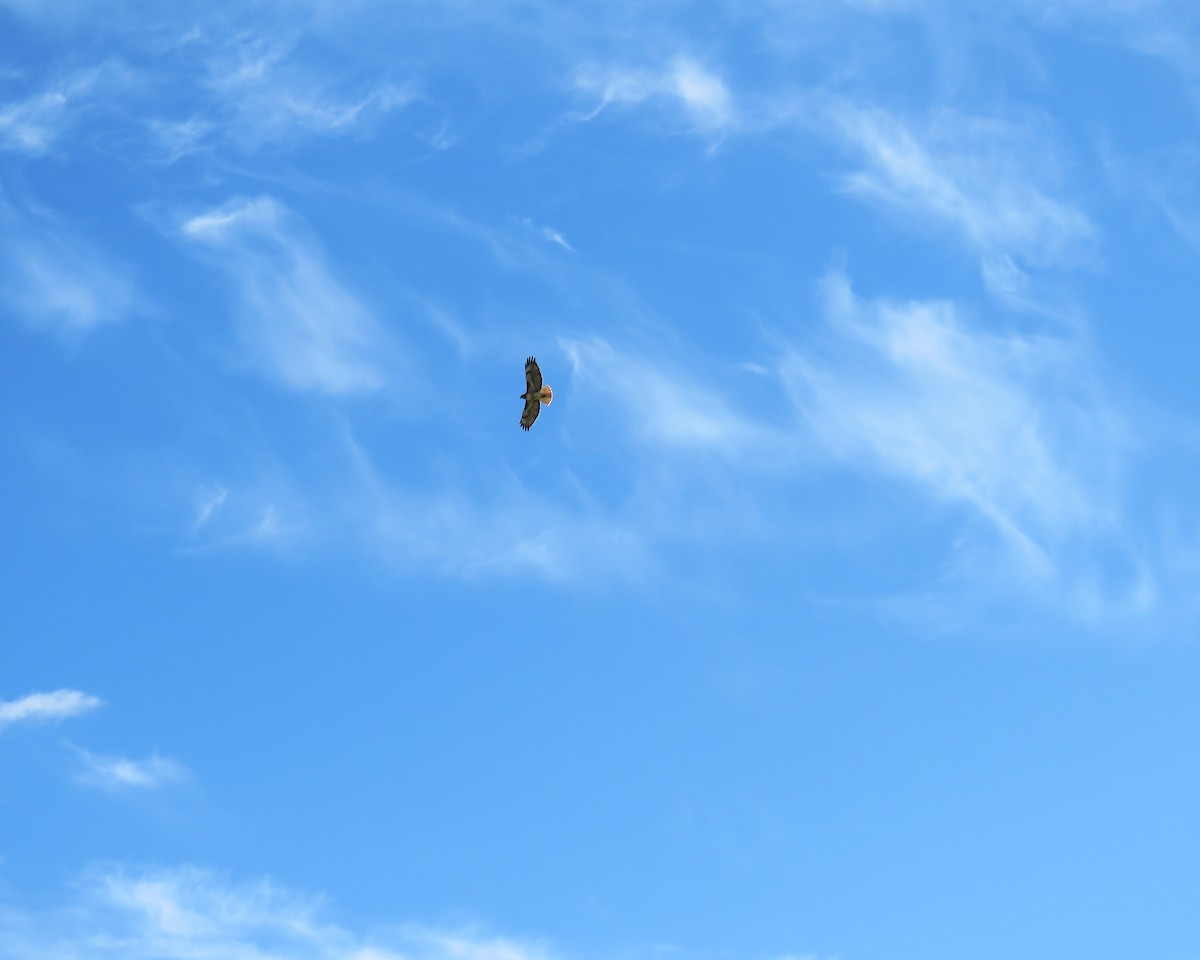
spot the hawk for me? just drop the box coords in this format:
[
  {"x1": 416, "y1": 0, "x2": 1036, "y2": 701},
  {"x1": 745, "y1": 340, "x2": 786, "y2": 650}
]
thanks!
[{"x1": 519, "y1": 356, "x2": 553, "y2": 431}]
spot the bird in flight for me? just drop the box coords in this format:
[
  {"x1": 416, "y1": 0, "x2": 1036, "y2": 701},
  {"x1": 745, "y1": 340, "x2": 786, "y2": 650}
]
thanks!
[{"x1": 519, "y1": 356, "x2": 553, "y2": 431}]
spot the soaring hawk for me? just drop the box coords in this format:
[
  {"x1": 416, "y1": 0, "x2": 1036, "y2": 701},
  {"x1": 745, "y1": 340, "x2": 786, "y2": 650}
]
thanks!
[{"x1": 519, "y1": 356, "x2": 553, "y2": 431}]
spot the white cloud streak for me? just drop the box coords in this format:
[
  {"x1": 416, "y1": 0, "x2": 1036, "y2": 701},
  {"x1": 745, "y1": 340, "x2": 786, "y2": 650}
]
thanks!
[
  {"x1": 571, "y1": 51, "x2": 1091, "y2": 295},
  {"x1": 147, "y1": 115, "x2": 217, "y2": 164},
  {"x1": 1022, "y1": 0, "x2": 1200, "y2": 80},
  {"x1": 1, "y1": 30, "x2": 408, "y2": 164},
  {"x1": 812, "y1": 98, "x2": 1094, "y2": 287},
  {"x1": 0, "y1": 689, "x2": 103, "y2": 729},
  {"x1": 0, "y1": 87, "x2": 71, "y2": 154},
  {"x1": 0, "y1": 64, "x2": 116, "y2": 155},
  {"x1": 518, "y1": 217, "x2": 575, "y2": 253},
  {"x1": 203, "y1": 35, "x2": 413, "y2": 149},
  {"x1": 170, "y1": 419, "x2": 648, "y2": 586},
  {"x1": 574, "y1": 55, "x2": 736, "y2": 133},
  {"x1": 72, "y1": 747, "x2": 190, "y2": 791},
  {"x1": 0, "y1": 865, "x2": 560, "y2": 960},
  {"x1": 561, "y1": 336, "x2": 780, "y2": 458},
  {"x1": 193, "y1": 483, "x2": 229, "y2": 530},
  {"x1": 3, "y1": 232, "x2": 139, "y2": 331},
  {"x1": 785, "y1": 273, "x2": 1106, "y2": 544},
  {"x1": 0, "y1": 190, "x2": 141, "y2": 333},
  {"x1": 336, "y1": 429, "x2": 650, "y2": 585},
  {"x1": 370, "y1": 488, "x2": 650, "y2": 586},
  {"x1": 179, "y1": 470, "x2": 309, "y2": 555},
  {"x1": 779, "y1": 271, "x2": 1149, "y2": 612},
  {"x1": 181, "y1": 196, "x2": 390, "y2": 394}
]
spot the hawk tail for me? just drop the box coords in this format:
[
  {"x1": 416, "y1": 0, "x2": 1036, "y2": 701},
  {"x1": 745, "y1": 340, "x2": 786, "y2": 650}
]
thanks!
[{"x1": 539, "y1": 385, "x2": 553, "y2": 405}]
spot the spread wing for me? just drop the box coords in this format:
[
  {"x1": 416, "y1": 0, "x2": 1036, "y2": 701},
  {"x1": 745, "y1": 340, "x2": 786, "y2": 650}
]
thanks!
[
  {"x1": 520, "y1": 395, "x2": 541, "y2": 431},
  {"x1": 525, "y1": 356, "x2": 542, "y2": 393}
]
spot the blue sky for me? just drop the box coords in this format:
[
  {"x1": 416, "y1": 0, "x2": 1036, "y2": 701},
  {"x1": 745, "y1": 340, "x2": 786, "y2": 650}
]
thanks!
[{"x1": 4, "y1": 1, "x2": 1200, "y2": 957}]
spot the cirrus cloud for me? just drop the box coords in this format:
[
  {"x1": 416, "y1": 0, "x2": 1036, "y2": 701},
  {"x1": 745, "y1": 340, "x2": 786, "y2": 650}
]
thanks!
[{"x1": 0, "y1": 689, "x2": 103, "y2": 729}]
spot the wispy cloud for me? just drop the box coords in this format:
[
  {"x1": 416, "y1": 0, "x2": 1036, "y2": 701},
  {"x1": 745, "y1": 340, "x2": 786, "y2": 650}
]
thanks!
[
  {"x1": 570, "y1": 51, "x2": 1091, "y2": 294},
  {"x1": 0, "y1": 63, "x2": 118, "y2": 154},
  {"x1": 193, "y1": 483, "x2": 229, "y2": 530},
  {"x1": 1024, "y1": 0, "x2": 1200, "y2": 82},
  {"x1": 180, "y1": 473, "x2": 307, "y2": 554},
  {"x1": 778, "y1": 271, "x2": 1147, "y2": 611},
  {"x1": 0, "y1": 190, "x2": 141, "y2": 333},
  {"x1": 1101, "y1": 142, "x2": 1200, "y2": 252},
  {"x1": 0, "y1": 32, "x2": 409, "y2": 164},
  {"x1": 0, "y1": 865, "x2": 561, "y2": 960},
  {"x1": 0, "y1": 86, "x2": 72, "y2": 154},
  {"x1": 0, "y1": 0, "x2": 112, "y2": 24},
  {"x1": 200, "y1": 34, "x2": 412, "y2": 150},
  {"x1": 574, "y1": 55, "x2": 736, "y2": 134},
  {"x1": 146, "y1": 115, "x2": 216, "y2": 164},
  {"x1": 417, "y1": 117, "x2": 459, "y2": 152},
  {"x1": 162, "y1": 412, "x2": 647, "y2": 584},
  {"x1": 2, "y1": 233, "x2": 140, "y2": 332},
  {"x1": 562, "y1": 336, "x2": 779, "y2": 457},
  {"x1": 0, "y1": 689, "x2": 102, "y2": 729},
  {"x1": 335, "y1": 428, "x2": 650, "y2": 585},
  {"x1": 810, "y1": 98, "x2": 1094, "y2": 289},
  {"x1": 518, "y1": 217, "x2": 575, "y2": 253},
  {"x1": 369, "y1": 487, "x2": 650, "y2": 586},
  {"x1": 72, "y1": 746, "x2": 190, "y2": 791},
  {"x1": 180, "y1": 196, "x2": 391, "y2": 394}
]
